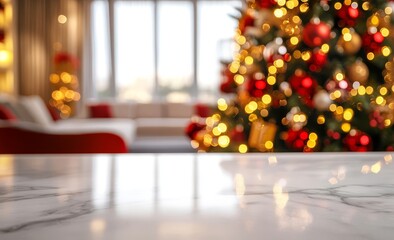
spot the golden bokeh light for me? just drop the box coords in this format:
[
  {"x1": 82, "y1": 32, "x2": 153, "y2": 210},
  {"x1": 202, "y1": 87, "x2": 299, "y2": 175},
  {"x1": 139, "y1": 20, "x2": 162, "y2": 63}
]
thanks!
[
  {"x1": 238, "y1": 144, "x2": 248, "y2": 153},
  {"x1": 218, "y1": 135, "x2": 230, "y2": 148},
  {"x1": 58, "y1": 14, "x2": 67, "y2": 24}
]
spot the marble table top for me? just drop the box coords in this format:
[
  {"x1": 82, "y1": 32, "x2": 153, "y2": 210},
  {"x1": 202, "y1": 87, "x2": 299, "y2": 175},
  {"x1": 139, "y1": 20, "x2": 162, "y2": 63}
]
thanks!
[{"x1": 0, "y1": 153, "x2": 393, "y2": 240}]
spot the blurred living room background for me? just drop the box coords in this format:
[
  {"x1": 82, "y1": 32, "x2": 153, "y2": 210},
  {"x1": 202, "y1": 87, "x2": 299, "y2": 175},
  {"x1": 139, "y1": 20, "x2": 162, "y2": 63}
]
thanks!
[
  {"x1": 3, "y1": 0, "x2": 394, "y2": 154},
  {"x1": 0, "y1": 0, "x2": 242, "y2": 154}
]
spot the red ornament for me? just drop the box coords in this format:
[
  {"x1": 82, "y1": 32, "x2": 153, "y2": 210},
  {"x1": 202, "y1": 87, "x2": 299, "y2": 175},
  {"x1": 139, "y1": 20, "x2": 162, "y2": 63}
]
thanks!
[
  {"x1": 54, "y1": 52, "x2": 80, "y2": 69},
  {"x1": 308, "y1": 50, "x2": 327, "y2": 72},
  {"x1": 285, "y1": 128, "x2": 310, "y2": 152},
  {"x1": 337, "y1": 4, "x2": 360, "y2": 27},
  {"x1": 256, "y1": 0, "x2": 277, "y2": 9},
  {"x1": 220, "y1": 81, "x2": 234, "y2": 94},
  {"x1": 246, "y1": 73, "x2": 268, "y2": 98},
  {"x1": 220, "y1": 67, "x2": 236, "y2": 94},
  {"x1": 362, "y1": 32, "x2": 384, "y2": 53},
  {"x1": 194, "y1": 103, "x2": 212, "y2": 118},
  {"x1": 343, "y1": 130, "x2": 372, "y2": 152},
  {"x1": 239, "y1": 13, "x2": 255, "y2": 34},
  {"x1": 185, "y1": 121, "x2": 206, "y2": 140},
  {"x1": 302, "y1": 22, "x2": 331, "y2": 47},
  {"x1": 229, "y1": 127, "x2": 246, "y2": 143},
  {"x1": 289, "y1": 72, "x2": 317, "y2": 107}
]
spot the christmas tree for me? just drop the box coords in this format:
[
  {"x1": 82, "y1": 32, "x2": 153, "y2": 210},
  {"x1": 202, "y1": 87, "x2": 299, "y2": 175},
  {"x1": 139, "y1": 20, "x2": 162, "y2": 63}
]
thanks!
[{"x1": 187, "y1": 0, "x2": 394, "y2": 152}]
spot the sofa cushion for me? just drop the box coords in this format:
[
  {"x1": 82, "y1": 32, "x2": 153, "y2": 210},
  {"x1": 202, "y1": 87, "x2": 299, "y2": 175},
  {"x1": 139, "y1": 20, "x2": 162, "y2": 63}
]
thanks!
[
  {"x1": 19, "y1": 96, "x2": 54, "y2": 125},
  {"x1": 89, "y1": 103, "x2": 113, "y2": 118},
  {"x1": 10, "y1": 102, "x2": 36, "y2": 122},
  {"x1": 135, "y1": 118, "x2": 190, "y2": 137},
  {"x1": 165, "y1": 102, "x2": 193, "y2": 118},
  {"x1": 110, "y1": 102, "x2": 136, "y2": 118},
  {"x1": 136, "y1": 103, "x2": 163, "y2": 118},
  {"x1": 46, "y1": 105, "x2": 61, "y2": 121},
  {"x1": 0, "y1": 94, "x2": 34, "y2": 122},
  {"x1": 0, "y1": 105, "x2": 17, "y2": 121}
]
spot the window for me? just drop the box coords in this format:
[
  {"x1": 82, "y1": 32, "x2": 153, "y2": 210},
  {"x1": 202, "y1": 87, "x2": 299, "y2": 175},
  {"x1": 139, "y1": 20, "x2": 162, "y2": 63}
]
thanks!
[
  {"x1": 157, "y1": 1, "x2": 194, "y2": 102},
  {"x1": 91, "y1": 0, "x2": 111, "y2": 98},
  {"x1": 91, "y1": 0, "x2": 241, "y2": 102},
  {"x1": 114, "y1": 1, "x2": 155, "y2": 101},
  {"x1": 197, "y1": 1, "x2": 240, "y2": 102}
]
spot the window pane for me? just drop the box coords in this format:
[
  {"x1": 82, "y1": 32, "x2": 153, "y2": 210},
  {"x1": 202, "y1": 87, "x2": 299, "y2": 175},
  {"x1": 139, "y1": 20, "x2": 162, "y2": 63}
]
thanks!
[
  {"x1": 91, "y1": 1, "x2": 111, "y2": 98},
  {"x1": 158, "y1": 1, "x2": 193, "y2": 102},
  {"x1": 115, "y1": 1, "x2": 155, "y2": 102},
  {"x1": 197, "y1": 1, "x2": 241, "y2": 102}
]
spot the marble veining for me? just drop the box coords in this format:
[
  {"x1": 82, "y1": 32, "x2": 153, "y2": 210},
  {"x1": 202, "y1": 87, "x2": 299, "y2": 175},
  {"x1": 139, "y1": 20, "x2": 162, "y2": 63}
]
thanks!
[
  {"x1": 0, "y1": 153, "x2": 393, "y2": 239},
  {"x1": 242, "y1": 184, "x2": 394, "y2": 212},
  {"x1": 1, "y1": 200, "x2": 94, "y2": 233}
]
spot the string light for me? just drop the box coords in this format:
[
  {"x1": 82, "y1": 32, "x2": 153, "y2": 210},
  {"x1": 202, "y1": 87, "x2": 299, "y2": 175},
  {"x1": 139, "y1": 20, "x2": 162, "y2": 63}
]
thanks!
[
  {"x1": 239, "y1": 144, "x2": 248, "y2": 153},
  {"x1": 218, "y1": 135, "x2": 230, "y2": 148}
]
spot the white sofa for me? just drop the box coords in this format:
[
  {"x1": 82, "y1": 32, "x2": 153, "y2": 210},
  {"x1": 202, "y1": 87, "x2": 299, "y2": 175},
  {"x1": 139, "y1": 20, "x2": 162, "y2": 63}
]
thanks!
[
  {"x1": 0, "y1": 95, "x2": 196, "y2": 152},
  {"x1": 0, "y1": 95, "x2": 135, "y2": 149}
]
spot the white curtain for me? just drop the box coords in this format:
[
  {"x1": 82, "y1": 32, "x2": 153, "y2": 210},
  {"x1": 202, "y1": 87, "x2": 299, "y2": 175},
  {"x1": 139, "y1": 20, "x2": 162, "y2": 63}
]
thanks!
[
  {"x1": 15, "y1": 0, "x2": 92, "y2": 102},
  {"x1": 89, "y1": 0, "x2": 154, "y2": 101}
]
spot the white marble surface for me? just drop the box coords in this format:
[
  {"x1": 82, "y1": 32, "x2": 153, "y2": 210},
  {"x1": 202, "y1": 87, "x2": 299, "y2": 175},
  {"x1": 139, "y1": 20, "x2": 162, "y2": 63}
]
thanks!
[{"x1": 0, "y1": 153, "x2": 393, "y2": 240}]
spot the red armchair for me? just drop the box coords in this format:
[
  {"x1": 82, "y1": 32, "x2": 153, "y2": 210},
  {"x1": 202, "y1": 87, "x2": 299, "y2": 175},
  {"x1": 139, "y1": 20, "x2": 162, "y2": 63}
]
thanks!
[{"x1": 0, "y1": 123, "x2": 127, "y2": 154}]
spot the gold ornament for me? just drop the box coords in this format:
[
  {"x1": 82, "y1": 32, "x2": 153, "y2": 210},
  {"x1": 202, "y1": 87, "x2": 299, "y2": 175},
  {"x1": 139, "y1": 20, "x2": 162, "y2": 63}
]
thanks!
[
  {"x1": 248, "y1": 120, "x2": 277, "y2": 152},
  {"x1": 313, "y1": 90, "x2": 332, "y2": 112},
  {"x1": 347, "y1": 60, "x2": 369, "y2": 84},
  {"x1": 336, "y1": 31, "x2": 362, "y2": 55}
]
